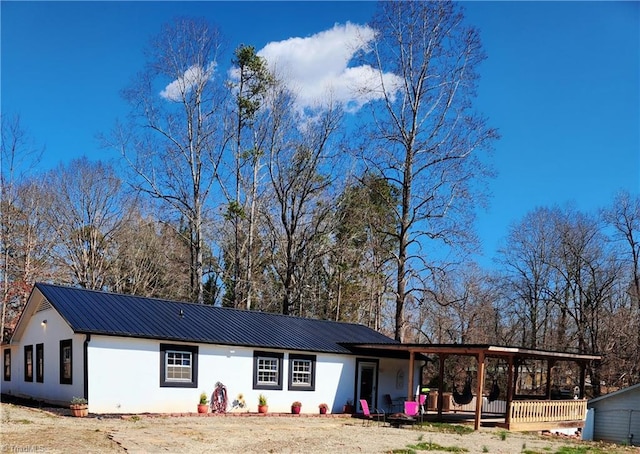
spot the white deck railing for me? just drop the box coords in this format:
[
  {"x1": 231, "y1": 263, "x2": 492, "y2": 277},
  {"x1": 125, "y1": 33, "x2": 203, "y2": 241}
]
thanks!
[{"x1": 509, "y1": 399, "x2": 586, "y2": 429}]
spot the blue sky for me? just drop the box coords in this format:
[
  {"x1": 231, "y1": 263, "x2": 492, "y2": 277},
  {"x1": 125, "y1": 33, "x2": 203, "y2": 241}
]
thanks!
[{"x1": 2, "y1": 1, "x2": 639, "y2": 265}]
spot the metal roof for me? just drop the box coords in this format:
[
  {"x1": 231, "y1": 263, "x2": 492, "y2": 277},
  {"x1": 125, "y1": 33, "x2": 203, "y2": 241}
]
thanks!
[{"x1": 35, "y1": 283, "x2": 398, "y2": 354}]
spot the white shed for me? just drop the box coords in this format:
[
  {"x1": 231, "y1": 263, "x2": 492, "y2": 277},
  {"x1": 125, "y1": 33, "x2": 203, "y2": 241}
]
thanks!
[{"x1": 586, "y1": 383, "x2": 640, "y2": 446}]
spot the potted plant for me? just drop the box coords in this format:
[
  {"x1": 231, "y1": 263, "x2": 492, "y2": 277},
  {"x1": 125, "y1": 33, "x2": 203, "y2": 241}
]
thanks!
[
  {"x1": 291, "y1": 401, "x2": 302, "y2": 414},
  {"x1": 343, "y1": 399, "x2": 354, "y2": 414},
  {"x1": 70, "y1": 397, "x2": 88, "y2": 417},
  {"x1": 318, "y1": 403, "x2": 329, "y2": 415},
  {"x1": 258, "y1": 394, "x2": 268, "y2": 414},
  {"x1": 197, "y1": 392, "x2": 209, "y2": 413}
]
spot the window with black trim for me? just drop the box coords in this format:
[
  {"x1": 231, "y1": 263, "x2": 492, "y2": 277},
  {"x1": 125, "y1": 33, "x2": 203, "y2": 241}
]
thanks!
[
  {"x1": 160, "y1": 344, "x2": 198, "y2": 388},
  {"x1": 253, "y1": 351, "x2": 283, "y2": 390},
  {"x1": 36, "y1": 343, "x2": 44, "y2": 383},
  {"x1": 3, "y1": 349, "x2": 11, "y2": 381},
  {"x1": 60, "y1": 339, "x2": 72, "y2": 384},
  {"x1": 24, "y1": 345, "x2": 33, "y2": 382},
  {"x1": 288, "y1": 354, "x2": 316, "y2": 391}
]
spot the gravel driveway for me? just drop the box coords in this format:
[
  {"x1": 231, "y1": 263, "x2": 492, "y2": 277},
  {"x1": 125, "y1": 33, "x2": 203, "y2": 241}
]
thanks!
[{"x1": 2, "y1": 403, "x2": 637, "y2": 453}]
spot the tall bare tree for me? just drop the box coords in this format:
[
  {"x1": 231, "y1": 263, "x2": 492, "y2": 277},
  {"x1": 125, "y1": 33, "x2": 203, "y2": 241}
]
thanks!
[
  {"x1": 110, "y1": 18, "x2": 226, "y2": 303},
  {"x1": 262, "y1": 83, "x2": 342, "y2": 316},
  {"x1": 601, "y1": 191, "x2": 640, "y2": 385},
  {"x1": 45, "y1": 158, "x2": 128, "y2": 289},
  {"x1": 362, "y1": 1, "x2": 498, "y2": 340},
  {"x1": 0, "y1": 114, "x2": 45, "y2": 342},
  {"x1": 497, "y1": 207, "x2": 560, "y2": 349}
]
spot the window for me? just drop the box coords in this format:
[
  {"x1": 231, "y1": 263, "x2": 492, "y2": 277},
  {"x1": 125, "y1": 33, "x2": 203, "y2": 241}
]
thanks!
[
  {"x1": 36, "y1": 343, "x2": 44, "y2": 383},
  {"x1": 288, "y1": 354, "x2": 316, "y2": 391},
  {"x1": 160, "y1": 344, "x2": 198, "y2": 388},
  {"x1": 253, "y1": 351, "x2": 283, "y2": 390},
  {"x1": 3, "y1": 349, "x2": 10, "y2": 381},
  {"x1": 24, "y1": 345, "x2": 33, "y2": 382},
  {"x1": 60, "y1": 339, "x2": 72, "y2": 384}
]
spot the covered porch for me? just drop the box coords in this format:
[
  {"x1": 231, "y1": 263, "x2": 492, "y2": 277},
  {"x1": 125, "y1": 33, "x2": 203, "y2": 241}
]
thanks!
[{"x1": 353, "y1": 343, "x2": 600, "y2": 431}]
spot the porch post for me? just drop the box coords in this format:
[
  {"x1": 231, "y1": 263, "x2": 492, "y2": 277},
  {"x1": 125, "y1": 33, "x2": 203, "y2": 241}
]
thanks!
[
  {"x1": 545, "y1": 360, "x2": 555, "y2": 399},
  {"x1": 437, "y1": 354, "x2": 447, "y2": 419},
  {"x1": 408, "y1": 350, "x2": 415, "y2": 400},
  {"x1": 474, "y1": 351, "x2": 485, "y2": 430},
  {"x1": 579, "y1": 362, "x2": 586, "y2": 399},
  {"x1": 505, "y1": 355, "x2": 514, "y2": 427}
]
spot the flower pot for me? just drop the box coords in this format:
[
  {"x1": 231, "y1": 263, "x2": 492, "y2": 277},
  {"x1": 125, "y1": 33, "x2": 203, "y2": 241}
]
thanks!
[
  {"x1": 197, "y1": 404, "x2": 209, "y2": 414},
  {"x1": 291, "y1": 406, "x2": 301, "y2": 414},
  {"x1": 258, "y1": 404, "x2": 268, "y2": 414},
  {"x1": 70, "y1": 404, "x2": 88, "y2": 417},
  {"x1": 319, "y1": 407, "x2": 327, "y2": 415},
  {"x1": 343, "y1": 404, "x2": 354, "y2": 414}
]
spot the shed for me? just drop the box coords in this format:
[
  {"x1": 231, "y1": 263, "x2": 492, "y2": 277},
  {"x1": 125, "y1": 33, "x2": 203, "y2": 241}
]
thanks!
[{"x1": 586, "y1": 383, "x2": 640, "y2": 446}]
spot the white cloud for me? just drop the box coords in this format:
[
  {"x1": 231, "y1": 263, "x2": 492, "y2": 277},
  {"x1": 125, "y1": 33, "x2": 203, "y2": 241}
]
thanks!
[
  {"x1": 160, "y1": 62, "x2": 217, "y2": 102},
  {"x1": 257, "y1": 22, "x2": 401, "y2": 113}
]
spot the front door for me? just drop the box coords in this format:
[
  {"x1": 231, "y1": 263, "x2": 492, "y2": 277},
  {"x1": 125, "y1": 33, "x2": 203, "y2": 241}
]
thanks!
[{"x1": 356, "y1": 360, "x2": 379, "y2": 412}]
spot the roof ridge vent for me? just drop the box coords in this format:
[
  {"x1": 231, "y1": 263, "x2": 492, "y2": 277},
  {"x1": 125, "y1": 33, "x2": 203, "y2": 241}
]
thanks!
[{"x1": 36, "y1": 298, "x2": 52, "y2": 312}]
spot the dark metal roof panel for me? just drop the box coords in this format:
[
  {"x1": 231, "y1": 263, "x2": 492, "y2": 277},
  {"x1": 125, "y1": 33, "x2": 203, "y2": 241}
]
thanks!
[{"x1": 35, "y1": 283, "x2": 397, "y2": 354}]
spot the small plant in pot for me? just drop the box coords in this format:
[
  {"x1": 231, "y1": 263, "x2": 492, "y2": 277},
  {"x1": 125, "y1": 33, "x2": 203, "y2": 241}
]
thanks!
[
  {"x1": 318, "y1": 403, "x2": 329, "y2": 415},
  {"x1": 343, "y1": 399, "x2": 354, "y2": 414},
  {"x1": 258, "y1": 394, "x2": 268, "y2": 414},
  {"x1": 291, "y1": 401, "x2": 302, "y2": 414},
  {"x1": 70, "y1": 396, "x2": 88, "y2": 417},
  {"x1": 197, "y1": 392, "x2": 209, "y2": 413}
]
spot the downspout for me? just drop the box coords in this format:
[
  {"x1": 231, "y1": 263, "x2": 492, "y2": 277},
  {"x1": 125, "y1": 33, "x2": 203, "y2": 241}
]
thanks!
[{"x1": 83, "y1": 334, "x2": 91, "y2": 401}]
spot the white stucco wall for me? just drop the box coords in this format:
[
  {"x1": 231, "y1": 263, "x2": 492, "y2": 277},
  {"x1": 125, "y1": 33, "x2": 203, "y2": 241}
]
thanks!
[
  {"x1": 1, "y1": 306, "x2": 86, "y2": 405},
  {"x1": 86, "y1": 335, "x2": 378, "y2": 414}
]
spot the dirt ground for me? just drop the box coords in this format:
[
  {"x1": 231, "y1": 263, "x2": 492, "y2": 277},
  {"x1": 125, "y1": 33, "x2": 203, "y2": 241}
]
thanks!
[{"x1": 1, "y1": 403, "x2": 638, "y2": 454}]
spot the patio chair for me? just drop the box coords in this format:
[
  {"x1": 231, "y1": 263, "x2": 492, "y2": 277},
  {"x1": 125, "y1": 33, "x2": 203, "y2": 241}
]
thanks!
[
  {"x1": 359, "y1": 399, "x2": 385, "y2": 426},
  {"x1": 383, "y1": 394, "x2": 394, "y2": 413}
]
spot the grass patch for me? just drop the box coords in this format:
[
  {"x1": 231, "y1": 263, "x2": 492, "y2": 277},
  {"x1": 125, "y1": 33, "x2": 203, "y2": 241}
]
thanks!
[
  {"x1": 522, "y1": 446, "x2": 622, "y2": 454},
  {"x1": 407, "y1": 441, "x2": 468, "y2": 452},
  {"x1": 418, "y1": 422, "x2": 474, "y2": 435},
  {"x1": 11, "y1": 418, "x2": 33, "y2": 424},
  {"x1": 498, "y1": 430, "x2": 508, "y2": 440}
]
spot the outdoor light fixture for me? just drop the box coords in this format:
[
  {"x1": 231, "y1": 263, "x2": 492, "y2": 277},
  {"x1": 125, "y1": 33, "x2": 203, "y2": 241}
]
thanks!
[{"x1": 41, "y1": 319, "x2": 47, "y2": 326}]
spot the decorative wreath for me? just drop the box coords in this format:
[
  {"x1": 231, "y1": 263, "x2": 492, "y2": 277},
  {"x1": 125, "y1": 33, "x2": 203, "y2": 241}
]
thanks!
[{"x1": 211, "y1": 381, "x2": 228, "y2": 413}]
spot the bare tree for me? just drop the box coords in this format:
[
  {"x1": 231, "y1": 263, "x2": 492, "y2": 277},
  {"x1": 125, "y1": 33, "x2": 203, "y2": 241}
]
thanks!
[
  {"x1": 109, "y1": 18, "x2": 226, "y2": 303},
  {"x1": 601, "y1": 191, "x2": 640, "y2": 385},
  {"x1": 0, "y1": 114, "x2": 45, "y2": 342},
  {"x1": 107, "y1": 209, "x2": 191, "y2": 300},
  {"x1": 497, "y1": 207, "x2": 560, "y2": 349},
  {"x1": 361, "y1": 1, "x2": 498, "y2": 340},
  {"x1": 45, "y1": 158, "x2": 128, "y2": 290},
  {"x1": 263, "y1": 83, "x2": 342, "y2": 316}
]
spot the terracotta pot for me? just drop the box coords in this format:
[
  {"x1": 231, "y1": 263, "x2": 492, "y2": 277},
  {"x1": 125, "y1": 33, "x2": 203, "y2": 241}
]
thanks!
[
  {"x1": 70, "y1": 404, "x2": 88, "y2": 417},
  {"x1": 258, "y1": 404, "x2": 268, "y2": 414},
  {"x1": 343, "y1": 404, "x2": 354, "y2": 414},
  {"x1": 291, "y1": 406, "x2": 301, "y2": 414},
  {"x1": 319, "y1": 407, "x2": 327, "y2": 415},
  {"x1": 197, "y1": 404, "x2": 209, "y2": 414}
]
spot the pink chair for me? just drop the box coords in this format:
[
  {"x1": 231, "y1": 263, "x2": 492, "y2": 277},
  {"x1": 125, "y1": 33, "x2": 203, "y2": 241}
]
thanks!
[
  {"x1": 404, "y1": 400, "x2": 419, "y2": 416},
  {"x1": 360, "y1": 399, "x2": 385, "y2": 426}
]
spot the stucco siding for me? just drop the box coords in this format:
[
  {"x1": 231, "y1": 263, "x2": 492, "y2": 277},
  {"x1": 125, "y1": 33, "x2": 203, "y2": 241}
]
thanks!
[
  {"x1": 1, "y1": 306, "x2": 84, "y2": 405},
  {"x1": 86, "y1": 335, "x2": 385, "y2": 414}
]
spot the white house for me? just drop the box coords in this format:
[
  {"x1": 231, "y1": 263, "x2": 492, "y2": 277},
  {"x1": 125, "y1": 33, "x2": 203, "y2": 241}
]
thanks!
[
  {"x1": 584, "y1": 383, "x2": 640, "y2": 446},
  {"x1": 1, "y1": 283, "x2": 416, "y2": 414}
]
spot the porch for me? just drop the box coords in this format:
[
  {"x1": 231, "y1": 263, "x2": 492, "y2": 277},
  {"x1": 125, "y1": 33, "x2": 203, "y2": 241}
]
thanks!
[{"x1": 351, "y1": 343, "x2": 599, "y2": 431}]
